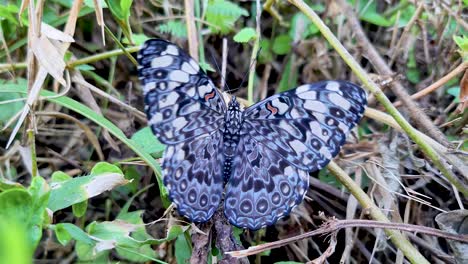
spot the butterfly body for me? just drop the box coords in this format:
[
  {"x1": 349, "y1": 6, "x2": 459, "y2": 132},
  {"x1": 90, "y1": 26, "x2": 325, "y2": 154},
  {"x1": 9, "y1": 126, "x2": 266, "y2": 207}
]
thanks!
[
  {"x1": 138, "y1": 39, "x2": 367, "y2": 230},
  {"x1": 222, "y1": 96, "x2": 243, "y2": 182}
]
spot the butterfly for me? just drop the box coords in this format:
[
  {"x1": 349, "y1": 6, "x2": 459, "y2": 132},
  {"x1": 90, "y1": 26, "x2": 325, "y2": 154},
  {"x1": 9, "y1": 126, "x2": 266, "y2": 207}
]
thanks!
[{"x1": 137, "y1": 39, "x2": 367, "y2": 230}]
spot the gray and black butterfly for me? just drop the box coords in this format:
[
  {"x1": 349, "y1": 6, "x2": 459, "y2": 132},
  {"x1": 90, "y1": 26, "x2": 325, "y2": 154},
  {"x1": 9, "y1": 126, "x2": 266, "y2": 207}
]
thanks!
[{"x1": 137, "y1": 39, "x2": 367, "y2": 230}]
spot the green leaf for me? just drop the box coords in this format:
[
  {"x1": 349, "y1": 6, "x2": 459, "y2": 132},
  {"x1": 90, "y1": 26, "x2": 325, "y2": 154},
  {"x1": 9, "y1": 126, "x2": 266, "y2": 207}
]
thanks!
[
  {"x1": 206, "y1": 0, "x2": 248, "y2": 34},
  {"x1": 105, "y1": 0, "x2": 132, "y2": 20},
  {"x1": 259, "y1": 39, "x2": 273, "y2": 63},
  {"x1": 0, "y1": 218, "x2": 33, "y2": 264},
  {"x1": 351, "y1": 0, "x2": 392, "y2": 27},
  {"x1": 51, "y1": 171, "x2": 71, "y2": 183},
  {"x1": 126, "y1": 33, "x2": 150, "y2": 45},
  {"x1": 272, "y1": 34, "x2": 292, "y2": 55},
  {"x1": 447, "y1": 86, "x2": 460, "y2": 103},
  {"x1": 115, "y1": 211, "x2": 156, "y2": 262},
  {"x1": 453, "y1": 35, "x2": 468, "y2": 61},
  {"x1": 0, "y1": 178, "x2": 24, "y2": 191},
  {"x1": 234, "y1": 27, "x2": 257, "y2": 43},
  {"x1": 52, "y1": 223, "x2": 95, "y2": 246},
  {"x1": 104, "y1": 0, "x2": 134, "y2": 43},
  {"x1": 72, "y1": 200, "x2": 88, "y2": 218},
  {"x1": 47, "y1": 162, "x2": 128, "y2": 212},
  {"x1": 0, "y1": 79, "x2": 26, "y2": 128},
  {"x1": 158, "y1": 21, "x2": 187, "y2": 38},
  {"x1": 0, "y1": 5, "x2": 20, "y2": 25},
  {"x1": 27, "y1": 176, "x2": 51, "y2": 233},
  {"x1": 75, "y1": 218, "x2": 188, "y2": 261},
  {"x1": 122, "y1": 166, "x2": 142, "y2": 194},
  {"x1": 175, "y1": 234, "x2": 192, "y2": 264},
  {"x1": 0, "y1": 188, "x2": 47, "y2": 250},
  {"x1": 453, "y1": 35, "x2": 468, "y2": 52},
  {"x1": 131, "y1": 127, "x2": 165, "y2": 157}
]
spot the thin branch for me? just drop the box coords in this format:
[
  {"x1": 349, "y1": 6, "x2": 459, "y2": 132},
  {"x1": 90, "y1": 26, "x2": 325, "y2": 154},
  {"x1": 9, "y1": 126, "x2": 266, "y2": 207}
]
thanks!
[
  {"x1": 227, "y1": 219, "x2": 468, "y2": 258},
  {"x1": 394, "y1": 62, "x2": 468, "y2": 107}
]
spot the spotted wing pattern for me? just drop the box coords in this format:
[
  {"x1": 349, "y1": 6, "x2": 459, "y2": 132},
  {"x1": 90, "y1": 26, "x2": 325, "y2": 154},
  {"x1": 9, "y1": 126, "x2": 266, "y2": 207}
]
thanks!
[
  {"x1": 163, "y1": 130, "x2": 224, "y2": 222},
  {"x1": 224, "y1": 136, "x2": 309, "y2": 230},
  {"x1": 137, "y1": 39, "x2": 226, "y2": 144},
  {"x1": 224, "y1": 81, "x2": 366, "y2": 229},
  {"x1": 242, "y1": 81, "x2": 367, "y2": 171},
  {"x1": 138, "y1": 39, "x2": 226, "y2": 222},
  {"x1": 139, "y1": 39, "x2": 368, "y2": 230}
]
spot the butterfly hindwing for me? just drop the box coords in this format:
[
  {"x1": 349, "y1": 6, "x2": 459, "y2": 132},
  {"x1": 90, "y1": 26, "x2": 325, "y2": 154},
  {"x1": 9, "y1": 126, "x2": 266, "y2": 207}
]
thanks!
[
  {"x1": 138, "y1": 39, "x2": 226, "y2": 144},
  {"x1": 224, "y1": 136, "x2": 309, "y2": 230},
  {"x1": 163, "y1": 130, "x2": 225, "y2": 222},
  {"x1": 242, "y1": 81, "x2": 367, "y2": 171}
]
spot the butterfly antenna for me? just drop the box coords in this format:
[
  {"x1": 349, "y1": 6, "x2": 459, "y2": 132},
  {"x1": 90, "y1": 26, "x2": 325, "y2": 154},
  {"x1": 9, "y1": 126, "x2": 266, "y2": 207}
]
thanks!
[
  {"x1": 209, "y1": 49, "x2": 232, "y2": 93},
  {"x1": 228, "y1": 46, "x2": 263, "y2": 94}
]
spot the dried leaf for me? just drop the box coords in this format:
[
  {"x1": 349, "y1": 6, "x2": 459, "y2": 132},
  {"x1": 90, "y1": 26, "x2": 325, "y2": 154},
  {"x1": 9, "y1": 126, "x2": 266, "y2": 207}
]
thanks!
[
  {"x1": 41, "y1": 23, "x2": 75, "y2": 42},
  {"x1": 31, "y1": 35, "x2": 66, "y2": 86}
]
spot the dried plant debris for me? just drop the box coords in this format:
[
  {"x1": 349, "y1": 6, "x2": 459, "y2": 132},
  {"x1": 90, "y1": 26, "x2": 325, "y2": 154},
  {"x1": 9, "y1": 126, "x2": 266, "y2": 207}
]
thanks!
[{"x1": 0, "y1": 1, "x2": 467, "y2": 263}]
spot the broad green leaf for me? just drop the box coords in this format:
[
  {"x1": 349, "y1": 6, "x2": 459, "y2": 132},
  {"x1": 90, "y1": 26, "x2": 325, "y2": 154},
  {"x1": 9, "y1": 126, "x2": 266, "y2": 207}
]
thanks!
[
  {"x1": 48, "y1": 162, "x2": 128, "y2": 212},
  {"x1": 131, "y1": 127, "x2": 165, "y2": 157},
  {"x1": 175, "y1": 233, "x2": 191, "y2": 264},
  {"x1": 75, "y1": 218, "x2": 187, "y2": 262},
  {"x1": 116, "y1": 211, "x2": 156, "y2": 262},
  {"x1": 272, "y1": 34, "x2": 292, "y2": 55},
  {"x1": 0, "y1": 188, "x2": 47, "y2": 250},
  {"x1": 0, "y1": 219, "x2": 33, "y2": 264},
  {"x1": 234, "y1": 27, "x2": 257, "y2": 43},
  {"x1": 0, "y1": 178, "x2": 24, "y2": 191}
]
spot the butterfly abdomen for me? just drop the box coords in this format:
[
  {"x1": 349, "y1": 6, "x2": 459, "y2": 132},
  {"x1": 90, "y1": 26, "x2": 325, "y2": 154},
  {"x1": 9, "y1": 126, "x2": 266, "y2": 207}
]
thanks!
[{"x1": 222, "y1": 97, "x2": 244, "y2": 183}]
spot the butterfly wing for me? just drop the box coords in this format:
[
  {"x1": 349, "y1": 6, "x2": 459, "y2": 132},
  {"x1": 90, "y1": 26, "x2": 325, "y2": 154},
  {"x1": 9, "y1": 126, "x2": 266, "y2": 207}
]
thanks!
[
  {"x1": 163, "y1": 130, "x2": 224, "y2": 222},
  {"x1": 224, "y1": 136, "x2": 309, "y2": 230},
  {"x1": 224, "y1": 81, "x2": 366, "y2": 229},
  {"x1": 138, "y1": 39, "x2": 226, "y2": 144},
  {"x1": 138, "y1": 39, "x2": 226, "y2": 222},
  {"x1": 241, "y1": 81, "x2": 367, "y2": 171}
]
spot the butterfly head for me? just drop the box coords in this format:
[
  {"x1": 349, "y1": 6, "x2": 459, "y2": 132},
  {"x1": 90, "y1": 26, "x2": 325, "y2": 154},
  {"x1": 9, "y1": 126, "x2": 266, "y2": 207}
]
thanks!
[{"x1": 228, "y1": 96, "x2": 240, "y2": 111}]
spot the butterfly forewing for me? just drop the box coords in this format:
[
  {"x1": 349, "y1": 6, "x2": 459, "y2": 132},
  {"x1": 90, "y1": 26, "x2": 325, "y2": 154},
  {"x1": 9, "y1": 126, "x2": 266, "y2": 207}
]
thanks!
[
  {"x1": 138, "y1": 39, "x2": 226, "y2": 222},
  {"x1": 241, "y1": 81, "x2": 367, "y2": 171},
  {"x1": 138, "y1": 39, "x2": 226, "y2": 144}
]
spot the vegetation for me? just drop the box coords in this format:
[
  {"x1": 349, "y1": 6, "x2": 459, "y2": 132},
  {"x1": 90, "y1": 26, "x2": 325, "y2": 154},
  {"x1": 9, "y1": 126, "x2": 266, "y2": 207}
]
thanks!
[{"x1": 0, "y1": 0, "x2": 466, "y2": 263}]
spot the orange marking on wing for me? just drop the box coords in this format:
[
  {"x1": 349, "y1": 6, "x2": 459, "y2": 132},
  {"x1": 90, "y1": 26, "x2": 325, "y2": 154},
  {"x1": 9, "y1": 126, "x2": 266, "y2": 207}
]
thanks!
[
  {"x1": 266, "y1": 102, "x2": 278, "y2": 115},
  {"x1": 204, "y1": 91, "x2": 216, "y2": 101}
]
